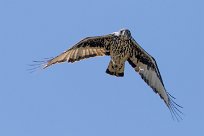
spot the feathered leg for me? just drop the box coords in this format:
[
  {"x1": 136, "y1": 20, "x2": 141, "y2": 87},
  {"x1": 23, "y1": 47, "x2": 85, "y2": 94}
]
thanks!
[{"x1": 106, "y1": 60, "x2": 124, "y2": 77}]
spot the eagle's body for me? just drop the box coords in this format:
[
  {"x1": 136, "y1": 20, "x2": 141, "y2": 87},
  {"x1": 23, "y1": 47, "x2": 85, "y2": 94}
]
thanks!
[{"x1": 39, "y1": 29, "x2": 182, "y2": 120}]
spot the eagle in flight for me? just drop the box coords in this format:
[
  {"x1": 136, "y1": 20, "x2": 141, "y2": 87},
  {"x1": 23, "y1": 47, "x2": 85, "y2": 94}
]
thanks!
[{"x1": 32, "y1": 29, "x2": 182, "y2": 120}]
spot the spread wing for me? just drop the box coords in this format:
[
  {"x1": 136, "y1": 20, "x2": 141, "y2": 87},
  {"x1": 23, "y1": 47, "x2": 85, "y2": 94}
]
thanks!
[
  {"x1": 43, "y1": 34, "x2": 114, "y2": 68},
  {"x1": 128, "y1": 38, "x2": 183, "y2": 120}
]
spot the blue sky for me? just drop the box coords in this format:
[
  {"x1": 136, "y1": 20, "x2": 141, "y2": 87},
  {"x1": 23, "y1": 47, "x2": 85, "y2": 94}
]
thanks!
[{"x1": 0, "y1": 0, "x2": 203, "y2": 135}]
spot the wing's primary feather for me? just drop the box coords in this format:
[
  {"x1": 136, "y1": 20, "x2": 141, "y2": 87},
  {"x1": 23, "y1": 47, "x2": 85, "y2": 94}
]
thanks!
[
  {"x1": 43, "y1": 34, "x2": 113, "y2": 68},
  {"x1": 128, "y1": 38, "x2": 183, "y2": 120}
]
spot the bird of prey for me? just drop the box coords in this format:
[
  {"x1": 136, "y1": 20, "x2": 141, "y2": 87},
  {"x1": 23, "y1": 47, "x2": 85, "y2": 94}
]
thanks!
[{"x1": 32, "y1": 29, "x2": 182, "y2": 120}]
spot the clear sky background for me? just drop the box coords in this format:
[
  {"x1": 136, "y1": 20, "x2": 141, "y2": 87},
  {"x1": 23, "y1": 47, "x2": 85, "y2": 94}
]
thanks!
[{"x1": 0, "y1": 0, "x2": 203, "y2": 135}]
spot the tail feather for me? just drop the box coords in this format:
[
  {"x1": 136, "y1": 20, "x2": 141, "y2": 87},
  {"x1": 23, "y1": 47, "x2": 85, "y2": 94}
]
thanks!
[{"x1": 106, "y1": 61, "x2": 124, "y2": 77}]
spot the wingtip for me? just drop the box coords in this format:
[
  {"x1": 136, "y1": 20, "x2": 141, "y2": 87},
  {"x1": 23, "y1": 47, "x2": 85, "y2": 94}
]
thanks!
[
  {"x1": 167, "y1": 93, "x2": 184, "y2": 121},
  {"x1": 28, "y1": 57, "x2": 52, "y2": 73}
]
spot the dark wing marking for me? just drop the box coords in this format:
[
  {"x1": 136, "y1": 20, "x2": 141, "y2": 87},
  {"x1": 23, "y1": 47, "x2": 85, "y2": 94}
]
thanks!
[
  {"x1": 128, "y1": 38, "x2": 183, "y2": 121},
  {"x1": 43, "y1": 34, "x2": 114, "y2": 68}
]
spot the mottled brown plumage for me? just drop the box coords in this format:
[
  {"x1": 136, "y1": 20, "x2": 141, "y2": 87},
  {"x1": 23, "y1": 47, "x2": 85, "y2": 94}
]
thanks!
[{"x1": 35, "y1": 29, "x2": 182, "y2": 120}]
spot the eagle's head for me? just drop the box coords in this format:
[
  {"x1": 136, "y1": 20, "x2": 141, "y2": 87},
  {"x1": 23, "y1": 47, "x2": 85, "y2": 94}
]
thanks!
[{"x1": 113, "y1": 29, "x2": 132, "y2": 40}]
